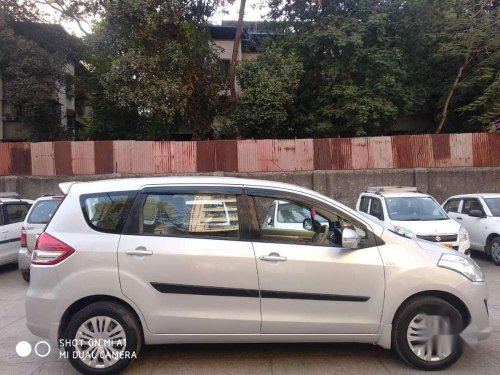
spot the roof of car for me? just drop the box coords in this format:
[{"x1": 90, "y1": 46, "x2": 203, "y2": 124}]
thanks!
[
  {"x1": 447, "y1": 193, "x2": 500, "y2": 199},
  {"x1": 63, "y1": 176, "x2": 316, "y2": 196},
  {"x1": 362, "y1": 191, "x2": 431, "y2": 198}
]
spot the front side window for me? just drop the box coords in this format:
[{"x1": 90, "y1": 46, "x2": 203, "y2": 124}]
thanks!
[
  {"x1": 484, "y1": 198, "x2": 500, "y2": 217},
  {"x1": 141, "y1": 193, "x2": 239, "y2": 238},
  {"x1": 27, "y1": 199, "x2": 63, "y2": 224},
  {"x1": 81, "y1": 191, "x2": 136, "y2": 233},
  {"x1": 462, "y1": 199, "x2": 485, "y2": 215},
  {"x1": 443, "y1": 199, "x2": 460, "y2": 213},
  {"x1": 253, "y1": 196, "x2": 368, "y2": 247},
  {"x1": 5, "y1": 203, "x2": 30, "y2": 224},
  {"x1": 369, "y1": 198, "x2": 384, "y2": 220},
  {"x1": 359, "y1": 196, "x2": 370, "y2": 213},
  {"x1": 385, "y1": 196, "x2": 448, "y2": 221}
]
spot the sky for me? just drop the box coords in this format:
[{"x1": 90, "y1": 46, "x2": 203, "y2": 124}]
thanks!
[{"x1": 40, "y1": 0, "x2": 270, "y2": 37}]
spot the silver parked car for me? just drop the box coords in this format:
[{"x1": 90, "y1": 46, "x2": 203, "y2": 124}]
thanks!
[
  {"x1": 18, "y1": 195, "x2": 64, "y2": 282},
  {"x1": 26, "y1": 177, "x2": 490, "y2": 374}
]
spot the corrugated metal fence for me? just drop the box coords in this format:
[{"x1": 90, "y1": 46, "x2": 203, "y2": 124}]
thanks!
[{"x1": 0, "y1": 133, "x2": 499, "y2": 176}]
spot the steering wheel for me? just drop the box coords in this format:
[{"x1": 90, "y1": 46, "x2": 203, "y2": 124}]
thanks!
[{"x1": 312, "y1": 225, "x2": 330, "y2": 246}]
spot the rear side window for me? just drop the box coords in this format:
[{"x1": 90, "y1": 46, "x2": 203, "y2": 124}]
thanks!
[
  {"x1": 27, "y1": 199, "x2": 62, "y2": 224},
  {"x1": 140, "y1": 193, "x2": 240, "y2": 238},
  {"x1": 5, "y1": 203, "x2": 30, "y2": 224},
  {"x1": 80, "y1": 191, "x2": 136, "y2": 233},
  {"x1": 443, "y1": 199, "x2": 460, "y2": 213},
  {"x1": 359, "y1": 196, "x2": 370, "y2": 212}
]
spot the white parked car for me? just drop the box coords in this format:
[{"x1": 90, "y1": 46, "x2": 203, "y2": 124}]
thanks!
[
  {"x1": 26, "y1": 177, "x2": 490, "y2": 373},
  {"x1": 0, "y1": 193, "x2": 32, "y2": 266},
  {"x1": 356, "y1": 187, "x2": 470, "y2": 254},
  {"x1": 443, "y1": 194, "x2": 500, "y2": 265},
  {"x1": 18, "y1": 195, "x2": 64, "y2": 281}
]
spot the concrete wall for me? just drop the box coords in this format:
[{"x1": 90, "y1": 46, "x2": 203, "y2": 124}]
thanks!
[{"x1": 2, "y1": 167, "x2": 499, "y2": 209}]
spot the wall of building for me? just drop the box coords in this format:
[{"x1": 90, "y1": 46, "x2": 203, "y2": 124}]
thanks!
[{"x1": 2, "y1": 167, "x2": 499, "y2": 209}]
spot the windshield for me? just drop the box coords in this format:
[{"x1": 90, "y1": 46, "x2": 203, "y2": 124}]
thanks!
[
  {"x1": 484, "y1": 198, "x2": 500, "y2": 217},
  {"x1": 385, "y1": 196, "x2": 448, "y2": 221},
  {"x1": 27, "y1": 199, "x2": 62, "y2": 224}
]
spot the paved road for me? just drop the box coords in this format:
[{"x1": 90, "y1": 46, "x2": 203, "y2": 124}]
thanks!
[{"x1": 1, "y1": 253, "x2": 500, "y2": 374}]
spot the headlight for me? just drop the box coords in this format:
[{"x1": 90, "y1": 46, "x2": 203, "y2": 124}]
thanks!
[
  {"x1": 459, "y1": 226, "x2": 469, "y2": 242},
  {"x1": 393, "y1": 226, "x2": 416, "y2": 239},
  {"x1": 438, "y1": 253, "x2": 485, "y2": 282}
]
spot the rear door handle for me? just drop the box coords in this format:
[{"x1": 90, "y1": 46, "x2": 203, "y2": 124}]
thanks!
[
  {"x1": 259, "y1": 253, "x2": 287, "y2": 262},
  {"x1": 456, "y1": 217, "x2": 463, "y2": 220},
  {"x1": 126, "y1": 247, "x2": 153, "y2": 256}
]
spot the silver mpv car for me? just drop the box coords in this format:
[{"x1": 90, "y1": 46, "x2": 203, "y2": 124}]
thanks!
[{"x1": 26, "y1": 177, "x2": 491, "y2": 374}]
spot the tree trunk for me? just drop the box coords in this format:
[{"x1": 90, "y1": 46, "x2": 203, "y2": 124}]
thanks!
[
  {"x1": 228, "y1": 0, "x2": 246, "y2": 104},
  {"x1": 435, "y1": 61, "x2": 467, "y2": 134}
]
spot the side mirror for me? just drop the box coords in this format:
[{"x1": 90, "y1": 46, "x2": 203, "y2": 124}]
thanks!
[
  {"x1": 303, "y1": 218, "x2": 313, "y2": 231},
  {"x1": 342, "y1": 228, "x2": 360, "y2": 249},
  {"x1": 469, "y1": 209, "x2": 486, "y2": 218}
]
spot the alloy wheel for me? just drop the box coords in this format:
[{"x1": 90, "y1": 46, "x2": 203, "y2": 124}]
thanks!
[{"x1": 406, "y1": 313, "x2": 453, "y2": 362}]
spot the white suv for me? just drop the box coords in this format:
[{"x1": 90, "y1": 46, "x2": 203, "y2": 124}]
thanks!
[
  {"x1": 0, "y1": 193, "x2": 33, "y2": 266},
  {"x1": 443, "y1": 194, "x2": 500, "y2": 265},
  {"x1": 26, "y1": 177, "x2": 490, "y2": 373},
  {"x1": 356, "y1": 187, "x2": 470, "y2": 254}
]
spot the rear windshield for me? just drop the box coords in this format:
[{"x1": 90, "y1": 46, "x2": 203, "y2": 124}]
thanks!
[
  {"x1": 27, "y1": 199, "x2": 62, "y2": 224},
  {"x1": 80, "y1": 191, "x2": 136, "y2": 233}
]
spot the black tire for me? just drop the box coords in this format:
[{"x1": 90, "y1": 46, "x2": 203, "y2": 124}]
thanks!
[
  {"x1": 64, "y1": 301, "x2": 143, "y2": 375},
  {"x1": 392, "y1": 296, "x2": 463, "y2": 371},
  {"x1": 488, "y1": 237, "x2": 500, "y2": 266},
  {"x1": 21, "y1": 271, "x2": 30, "y2": 282}
]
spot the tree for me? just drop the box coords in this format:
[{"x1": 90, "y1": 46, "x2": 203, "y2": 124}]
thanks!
[
  {"x1": 434, "y1": 0, "x2": 499, "y2": 133},
  {"x1": 231, "y1": 48, "x2": 303, "y2": 138},
  {"x1": 0, "y1": 3, "x2": 70, "y2": 140},
  {"x1": 228, "y1": 0, "x2": 246, "y2": 103},
  {"x1": 84, "y1": 0, "x2": 231, "y2": 140}
]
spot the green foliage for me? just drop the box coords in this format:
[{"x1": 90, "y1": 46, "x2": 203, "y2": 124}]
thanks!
[
  {"x1": 85, "y1": 0, "x2": 227, "y2": 140},
  {"x1": 0, "y1": 7, "x2": 69, "y2": 140},
  {"x1": 231, "y1": 48, "x2": 303, "y2": 138}
]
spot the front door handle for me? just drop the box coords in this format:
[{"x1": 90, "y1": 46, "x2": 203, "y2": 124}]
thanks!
[
  {"x1": 259, "y1": 252, "x2": 287, "y2": 262},
  {"x1": 126, "y1": 247, "x2": 153, "y2": 256},
  {"x1": 456, "y1": 217, "x2": 463, "y2": 220}
]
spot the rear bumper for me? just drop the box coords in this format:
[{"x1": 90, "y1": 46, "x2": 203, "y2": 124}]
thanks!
[{"x1": 17, "y1": 247, "x2": 31, "y2": 272}]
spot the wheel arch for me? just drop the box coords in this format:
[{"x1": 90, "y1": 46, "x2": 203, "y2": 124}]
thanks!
[{"x1": 57, "y1": 294, "x2": 145, "y2": 346}]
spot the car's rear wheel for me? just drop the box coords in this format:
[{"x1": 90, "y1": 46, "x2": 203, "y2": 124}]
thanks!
[
  {"x1": 488, "y1": 237, "x2": 500, "y2": 266},
  {"x1": 392, "y1": 296, "x2": 463, "y2": 371},
  {"x1": 64, "y1": 301, "x2": 142, "y2": 374},
  {"x1": 21, "y1": 271, "x2": 30, "y2": 282}
]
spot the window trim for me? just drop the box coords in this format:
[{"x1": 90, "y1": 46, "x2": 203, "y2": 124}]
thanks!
[
  {"x1": 245, "y1": 187, "x2": 382, "y2": 248},
  {"x1": 122, "y1": 186, "x2": 250, "y2": 241}
]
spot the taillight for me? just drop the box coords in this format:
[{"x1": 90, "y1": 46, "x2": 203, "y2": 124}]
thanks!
[
  {"x1": 20, "y1": 227, "x2": 27, "y2": 248},
  {"x1": 32, "y1": 233, "x2": 75, "y2": 265}
]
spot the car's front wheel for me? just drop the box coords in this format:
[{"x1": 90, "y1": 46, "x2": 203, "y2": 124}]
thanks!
[
  {"x1": 64, "y1": 301, "x2": 142, "y2": 374},
  {"x1": 392, "y1": 296, "x2": 464, "y2": 371},
  {"x1": 488, "y1": 236, "x2": 500, "y2": 266}
]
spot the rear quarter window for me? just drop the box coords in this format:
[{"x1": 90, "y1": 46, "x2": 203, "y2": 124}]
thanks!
[
  {"x1": 27, "y1": 199, "x2": 62, "y2": 224},
  {"x1": 80, "y1": 191, "x2": 137, "y2": 233}
]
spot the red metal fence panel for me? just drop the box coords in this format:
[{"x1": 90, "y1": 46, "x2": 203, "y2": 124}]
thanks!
[{"x1": 2, "y1": 133, "x2": 498, "y2": 176}]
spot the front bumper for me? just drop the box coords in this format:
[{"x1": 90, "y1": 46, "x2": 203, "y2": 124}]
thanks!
[
  {"x1": 459, "y1": 281, "x2": 492, "y2": 344},
  {"x1": 17, "y1": 247, "x2": 31, "y2": 272}
]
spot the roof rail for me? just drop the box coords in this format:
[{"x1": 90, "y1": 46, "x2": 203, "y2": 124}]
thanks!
[
  {"x1": 0, "y1": 192, "x2": 21, "y2": 199},
  {"x1": 366, "y1": 186, "x2": 419, "y2": 194}
]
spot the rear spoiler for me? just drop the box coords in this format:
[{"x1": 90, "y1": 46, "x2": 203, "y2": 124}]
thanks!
[{"x1": 59, "y1": 182, "x2": 78, "y2": 195}]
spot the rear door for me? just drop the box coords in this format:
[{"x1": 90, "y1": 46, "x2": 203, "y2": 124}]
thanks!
[
  {"x1": 117, "y1": 185, "x2": 261, "y2": 334},
  {"x1": 1, "y1": 202, "x2": 30, "y2": 262}
]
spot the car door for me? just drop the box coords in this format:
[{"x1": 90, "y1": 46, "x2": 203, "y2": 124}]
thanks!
[
  {"x1": 247, "y1": 188, "x2": 385, "y2": 334},
  {"x1": 0, "y1": 204, "x2": 9, "y2": 264},
  {"x1": 118, "y1": 185, "x2": 261, "y2": 334},
  {"x1": 1, "y1": 202, "x2": 30, "y2": 263},
  {"x1": 459, "y1": 198, "x2": 488, "y2": 250}
]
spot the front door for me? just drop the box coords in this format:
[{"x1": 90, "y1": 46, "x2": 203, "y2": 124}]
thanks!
[
  {"x1": 0, "y1": 203, "x2": 30, "y2": 264},
  {"x1": 247, "y1": 188, "x2": 385, "y2": 334},
  {"x1": 118, "y1": 186, "x2": 261, "y2": 334}
]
